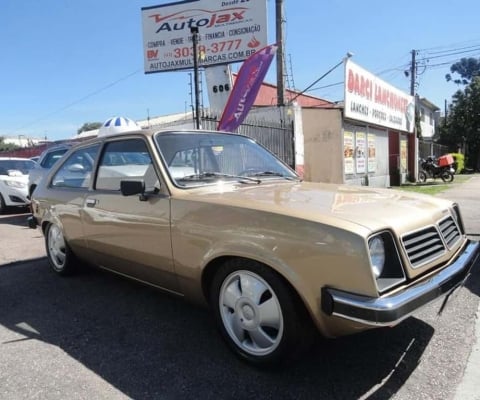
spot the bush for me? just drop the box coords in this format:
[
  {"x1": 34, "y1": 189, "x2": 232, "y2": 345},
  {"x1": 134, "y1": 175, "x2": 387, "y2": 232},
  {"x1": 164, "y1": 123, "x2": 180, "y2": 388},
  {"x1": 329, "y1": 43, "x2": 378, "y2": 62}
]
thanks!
[{"x1": 450, "y1": 153, "x2": 465, "y2": 173}]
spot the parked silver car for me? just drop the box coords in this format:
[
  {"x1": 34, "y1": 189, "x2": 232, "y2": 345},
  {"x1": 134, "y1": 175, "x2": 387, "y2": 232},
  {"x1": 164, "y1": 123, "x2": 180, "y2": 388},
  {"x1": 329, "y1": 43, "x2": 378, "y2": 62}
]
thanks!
[{"x1": 28, "y1": 143, "x2": 76, "y2": 197}]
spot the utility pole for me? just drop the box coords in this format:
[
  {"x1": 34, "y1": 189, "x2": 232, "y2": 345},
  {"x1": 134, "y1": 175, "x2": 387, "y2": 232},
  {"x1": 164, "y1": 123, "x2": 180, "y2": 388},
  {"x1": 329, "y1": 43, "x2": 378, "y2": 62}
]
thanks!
[
  {"x1": 410, "y1": 49, "x2": 416, "y2": 96},
  {"x1": 410, "y1": 49, "x2": 418, "y2": 183},
  {"x1": 276, "y1": 0, "x2": 285, "y2": 106},
  {"x1": 191, "y1": 27, "x2": 201, "y2": 129}
]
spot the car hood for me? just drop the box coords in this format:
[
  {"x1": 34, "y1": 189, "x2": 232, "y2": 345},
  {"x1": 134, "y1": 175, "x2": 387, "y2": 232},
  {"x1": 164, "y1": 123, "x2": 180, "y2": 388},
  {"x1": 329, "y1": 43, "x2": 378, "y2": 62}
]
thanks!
[{"x1": 181, "y1": 181, "x2": 454, "y2": 235}]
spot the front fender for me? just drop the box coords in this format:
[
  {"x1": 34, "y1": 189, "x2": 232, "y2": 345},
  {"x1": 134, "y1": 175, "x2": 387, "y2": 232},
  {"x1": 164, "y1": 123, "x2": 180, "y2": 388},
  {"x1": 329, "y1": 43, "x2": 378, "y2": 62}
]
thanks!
[{"x1": 171, "y1": 204, "x2": 376, "y2": 333}]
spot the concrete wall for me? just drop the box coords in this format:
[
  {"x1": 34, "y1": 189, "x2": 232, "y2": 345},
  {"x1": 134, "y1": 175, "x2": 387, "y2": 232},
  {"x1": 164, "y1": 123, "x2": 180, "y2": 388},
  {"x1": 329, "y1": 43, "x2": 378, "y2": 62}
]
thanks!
[
  {"x1": 418, "y1": 103, "x2": 436, "y2": 139},
  {"x1": 300, "y1": 108, "x2": 393, "y2": 187},
  {"x1": 301, "y1": 108, "x2": 344, "y2": 183}
]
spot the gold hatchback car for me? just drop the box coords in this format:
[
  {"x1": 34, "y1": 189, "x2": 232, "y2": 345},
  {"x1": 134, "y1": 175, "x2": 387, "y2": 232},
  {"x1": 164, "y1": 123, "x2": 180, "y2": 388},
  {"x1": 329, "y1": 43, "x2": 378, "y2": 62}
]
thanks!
[{"x1": 30, "y1": 128, "x2": 479, "y2": 365}]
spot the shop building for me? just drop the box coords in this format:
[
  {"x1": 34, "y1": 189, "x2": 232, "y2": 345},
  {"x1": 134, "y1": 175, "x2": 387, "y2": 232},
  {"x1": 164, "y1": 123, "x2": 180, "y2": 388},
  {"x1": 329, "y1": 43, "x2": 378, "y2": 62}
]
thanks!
[{"x1": 299, "y1": 59, "x2": 416, "y2": 187}]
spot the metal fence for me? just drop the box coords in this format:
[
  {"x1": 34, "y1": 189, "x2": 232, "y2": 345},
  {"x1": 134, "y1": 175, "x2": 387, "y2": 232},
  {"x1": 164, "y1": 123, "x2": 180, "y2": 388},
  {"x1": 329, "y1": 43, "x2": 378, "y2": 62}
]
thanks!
[
  {"x1": 418, "y1": 140, "x2": 450, "y2": 160},
  {"x1": 150, "y1": 114, "x2": 295, "y2": 168},
  {"x1": 204, "y1": 117, "x2": 295, "y2": 168}
]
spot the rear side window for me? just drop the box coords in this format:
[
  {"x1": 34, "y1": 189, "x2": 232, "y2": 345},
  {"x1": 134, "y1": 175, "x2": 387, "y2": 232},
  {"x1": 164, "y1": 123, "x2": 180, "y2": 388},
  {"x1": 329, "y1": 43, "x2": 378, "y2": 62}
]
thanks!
[
  {"x1": 95, "y1": 139, "x2": 156, "y2": 191},
  {"x1": 42, "y1": 149, "x2": 69, "y2": 169},
  {"x1": 51, "y1": 144, "x2": 100, "y2": 189}
]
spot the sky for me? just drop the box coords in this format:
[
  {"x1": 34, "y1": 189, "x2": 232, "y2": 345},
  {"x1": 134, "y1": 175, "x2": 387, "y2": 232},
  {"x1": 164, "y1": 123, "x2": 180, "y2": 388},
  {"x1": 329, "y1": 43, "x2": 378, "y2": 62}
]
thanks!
[{"x1": 1, "y1": 0, "x2": 480, "y2": 142}]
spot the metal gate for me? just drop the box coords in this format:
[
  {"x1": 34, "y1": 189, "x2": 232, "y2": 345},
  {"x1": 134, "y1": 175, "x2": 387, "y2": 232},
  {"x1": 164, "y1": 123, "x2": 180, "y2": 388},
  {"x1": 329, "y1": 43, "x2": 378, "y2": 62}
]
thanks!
[
  {"x1": 201, "y1": 117, "x2": 295, "y2": 168},
  {"x1": 149, "y1": 115, "x2": 295, "y2": 169}
]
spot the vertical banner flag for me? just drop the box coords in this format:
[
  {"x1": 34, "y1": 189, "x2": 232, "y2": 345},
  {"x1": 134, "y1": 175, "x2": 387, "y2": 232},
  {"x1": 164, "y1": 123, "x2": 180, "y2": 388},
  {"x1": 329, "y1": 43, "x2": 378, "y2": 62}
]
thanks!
[{"x1": 218, "y1": 44, "x2": 277, "y2": 132}]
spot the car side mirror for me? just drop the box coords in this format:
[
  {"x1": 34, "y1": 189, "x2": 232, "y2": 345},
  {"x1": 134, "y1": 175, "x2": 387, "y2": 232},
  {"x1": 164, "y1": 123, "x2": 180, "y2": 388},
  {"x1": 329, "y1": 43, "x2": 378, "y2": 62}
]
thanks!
[{"x1": 120, "y1": 180, "x2": 148, "y2": 201}]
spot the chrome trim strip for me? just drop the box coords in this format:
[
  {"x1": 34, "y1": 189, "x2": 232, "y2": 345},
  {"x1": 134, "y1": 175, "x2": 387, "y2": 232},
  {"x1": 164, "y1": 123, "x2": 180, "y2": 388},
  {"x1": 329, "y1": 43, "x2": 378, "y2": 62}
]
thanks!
[{"x1": 322, "y1": 241, "x2": 479, "y2": 326}]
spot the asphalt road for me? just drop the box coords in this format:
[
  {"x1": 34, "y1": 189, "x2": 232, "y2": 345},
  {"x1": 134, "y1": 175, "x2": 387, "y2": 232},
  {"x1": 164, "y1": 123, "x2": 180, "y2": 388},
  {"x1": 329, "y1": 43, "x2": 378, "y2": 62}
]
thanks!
[{"x1": 1, "y1": 177, "x2": 480, "y2": 400}]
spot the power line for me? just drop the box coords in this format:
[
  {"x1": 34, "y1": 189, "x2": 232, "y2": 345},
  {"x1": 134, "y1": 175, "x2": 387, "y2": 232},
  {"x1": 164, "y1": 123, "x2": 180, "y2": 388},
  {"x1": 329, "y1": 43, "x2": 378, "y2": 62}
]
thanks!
[
  {"x1": 418, "y1": 47, "x2": 480, "y2": 61},
  {"x1": 10, "y1": 69, "x2": 142, "y2": 134},
  {"x1": 417, "y1": 38, "x2": 480, "y2": 53},
  {"x1": 424, "y1": 44, "x2": 480, "y2": 56}
]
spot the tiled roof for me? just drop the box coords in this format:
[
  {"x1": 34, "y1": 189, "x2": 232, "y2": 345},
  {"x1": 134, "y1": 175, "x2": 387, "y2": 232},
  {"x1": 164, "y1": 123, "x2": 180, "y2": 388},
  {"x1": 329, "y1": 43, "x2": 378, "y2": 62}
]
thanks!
[{"x1": 232, "y1": 74, "x2": 334, "y2": 107}]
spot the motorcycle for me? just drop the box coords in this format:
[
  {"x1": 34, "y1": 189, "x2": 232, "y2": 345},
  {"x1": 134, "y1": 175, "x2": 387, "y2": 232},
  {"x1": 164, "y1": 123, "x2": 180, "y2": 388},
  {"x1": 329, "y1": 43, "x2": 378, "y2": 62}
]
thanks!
[{"x1": 418, "y1": 155, "x2": 455, "y2": 183}]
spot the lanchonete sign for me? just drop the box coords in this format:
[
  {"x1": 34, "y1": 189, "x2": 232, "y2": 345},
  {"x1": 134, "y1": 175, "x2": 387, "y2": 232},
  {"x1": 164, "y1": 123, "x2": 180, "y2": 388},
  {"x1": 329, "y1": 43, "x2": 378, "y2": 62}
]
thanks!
[
  {"x1": 141, "y1": 0, "x2": 267, "y2": 73},
  {"x1": 344, "y1": 59, "x2": 415, "y2": 133}
]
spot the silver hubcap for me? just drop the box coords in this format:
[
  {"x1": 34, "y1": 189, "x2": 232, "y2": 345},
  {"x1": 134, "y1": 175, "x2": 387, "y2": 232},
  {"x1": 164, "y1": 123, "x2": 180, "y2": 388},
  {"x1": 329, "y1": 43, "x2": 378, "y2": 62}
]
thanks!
[
  {"x1": 48, "y1": 225, "x2": 66, "y2": 270},
  {"x1": 219, "y1": 270, "x2": 284, "y2": 356}
]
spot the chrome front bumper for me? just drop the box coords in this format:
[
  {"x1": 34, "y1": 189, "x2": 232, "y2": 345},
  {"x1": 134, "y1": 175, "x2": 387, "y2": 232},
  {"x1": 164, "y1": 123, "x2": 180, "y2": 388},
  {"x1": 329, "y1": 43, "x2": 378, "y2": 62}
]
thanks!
[{"x1": 322, "y1": 240, "x2": 480, "y2": 326}]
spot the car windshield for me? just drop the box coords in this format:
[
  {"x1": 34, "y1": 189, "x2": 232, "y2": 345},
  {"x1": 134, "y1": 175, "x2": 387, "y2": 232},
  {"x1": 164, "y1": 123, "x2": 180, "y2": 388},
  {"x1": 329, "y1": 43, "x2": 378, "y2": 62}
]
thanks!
[
  {"x1": 154, "y1": 132, "x2": 298, "y2": 187},
  {"x1": 0, "y1": 159, "x2": 37, "y2": 175}
]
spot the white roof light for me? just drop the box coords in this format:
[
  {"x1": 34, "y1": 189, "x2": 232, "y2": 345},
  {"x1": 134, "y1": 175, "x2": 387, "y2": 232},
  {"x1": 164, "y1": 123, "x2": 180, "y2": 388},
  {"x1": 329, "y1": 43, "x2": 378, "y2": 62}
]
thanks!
[{"x1": 98, "y1": 116, "x2": 140, "y2": 136}]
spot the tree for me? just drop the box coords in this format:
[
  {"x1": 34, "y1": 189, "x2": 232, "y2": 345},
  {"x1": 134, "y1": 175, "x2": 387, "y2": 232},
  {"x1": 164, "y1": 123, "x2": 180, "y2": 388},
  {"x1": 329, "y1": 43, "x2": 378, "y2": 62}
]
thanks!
[
  {"x1": 77, "y1": 122, "x2": 102, "y2": 135},
  {"x1": 445, "y1": 57, "x2": 480, "y2": 85},
  {"x1": 0, "y1": 136, "x2": 20, "y2": 152},
  {"x1": 439, "y1": 77, "x2": 480, "y2": 170}
]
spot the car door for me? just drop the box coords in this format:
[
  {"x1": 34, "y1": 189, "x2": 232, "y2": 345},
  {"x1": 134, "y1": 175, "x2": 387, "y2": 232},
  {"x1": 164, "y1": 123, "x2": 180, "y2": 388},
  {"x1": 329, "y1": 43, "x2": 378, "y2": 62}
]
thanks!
[
  {"x1": 47, "y1": 143, "x2": 101, "y2": 256},
  {"x1": 81, "y1": 137, "x2": 178, "y2": 292}
]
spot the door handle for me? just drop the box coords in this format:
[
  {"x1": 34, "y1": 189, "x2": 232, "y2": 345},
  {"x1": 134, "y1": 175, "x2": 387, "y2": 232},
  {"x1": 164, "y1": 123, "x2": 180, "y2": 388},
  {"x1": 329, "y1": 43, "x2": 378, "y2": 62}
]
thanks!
[{"x1": 85, "y1": 198, "x2": 97, "y2": 208}]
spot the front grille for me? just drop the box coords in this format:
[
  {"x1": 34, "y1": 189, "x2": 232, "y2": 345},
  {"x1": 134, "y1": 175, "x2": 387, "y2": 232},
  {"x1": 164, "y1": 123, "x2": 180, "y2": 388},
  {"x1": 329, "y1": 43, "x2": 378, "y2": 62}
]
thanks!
[
  {"x1": 402, "y1": 227, "x2": 445, "y2": 268},
  {"x1": 438, "y1": 216, "x2": 461, "y2": 248},
  {"x1": 401, "y1": 214, "x2": 462, "y2": 268}
]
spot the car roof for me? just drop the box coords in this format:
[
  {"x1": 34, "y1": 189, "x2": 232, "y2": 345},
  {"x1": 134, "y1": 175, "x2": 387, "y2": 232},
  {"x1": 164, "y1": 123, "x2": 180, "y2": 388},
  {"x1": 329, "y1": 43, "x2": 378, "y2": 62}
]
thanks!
[
  {"x1": 79, "y1": 128, "x2": 242, "y2": 141},
  {"x1": 62, "y1": 129, "x2": 251, "y2": 152},
  {"x1": 41, "y1": 142, "x2": 77, "y2": 152},
  {"x1": 0, "y1": 157, "x2": 33, "y2": 161}
]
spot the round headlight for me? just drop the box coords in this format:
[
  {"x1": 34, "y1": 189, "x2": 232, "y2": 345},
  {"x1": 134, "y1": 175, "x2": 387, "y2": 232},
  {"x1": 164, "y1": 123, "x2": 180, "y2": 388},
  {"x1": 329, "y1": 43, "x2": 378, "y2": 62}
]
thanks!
[{"x1": 369, "y1": 236, "x2": 385, "y2": 278}]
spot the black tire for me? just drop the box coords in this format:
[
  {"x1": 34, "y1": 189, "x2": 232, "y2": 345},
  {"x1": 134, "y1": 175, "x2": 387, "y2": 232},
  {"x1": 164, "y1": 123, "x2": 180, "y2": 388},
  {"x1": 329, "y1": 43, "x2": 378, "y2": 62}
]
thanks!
[
  {"x1": 45, "y1": 223, "x2": 77, "y2": 276},
  {"x1": 209, "y1": 258, "x2": 313, "y2": 366},
  {"x1": 418, "y1": 171, "x2": 427, "y2": 183},
  {"x1": 29, "y1": 184, "x2": 37, "y2": 198},
  {"x1": 440, "y1": 170, "x2": 454, "y2": 183},
  {"x1": 0, "y1": 193, "x2": 6, "y2": 214}
]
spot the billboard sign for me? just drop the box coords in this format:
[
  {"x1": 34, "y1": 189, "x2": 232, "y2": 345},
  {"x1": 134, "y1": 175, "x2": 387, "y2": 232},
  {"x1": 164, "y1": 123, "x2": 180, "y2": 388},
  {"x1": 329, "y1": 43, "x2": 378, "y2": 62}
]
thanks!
[
  {"x1": 344, "y1": 59, "x2": 415, "y2": 133},
  {"x1": 141, "y1": 0, "x2": 268, "y2": 73}
]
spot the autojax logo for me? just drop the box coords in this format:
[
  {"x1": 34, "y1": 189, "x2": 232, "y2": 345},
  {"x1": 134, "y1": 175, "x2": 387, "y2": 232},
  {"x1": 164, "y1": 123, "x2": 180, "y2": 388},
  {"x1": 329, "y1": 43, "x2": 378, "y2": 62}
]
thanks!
[{"x1": 149, "y1": 7, "x2": 248, "y2": 33}]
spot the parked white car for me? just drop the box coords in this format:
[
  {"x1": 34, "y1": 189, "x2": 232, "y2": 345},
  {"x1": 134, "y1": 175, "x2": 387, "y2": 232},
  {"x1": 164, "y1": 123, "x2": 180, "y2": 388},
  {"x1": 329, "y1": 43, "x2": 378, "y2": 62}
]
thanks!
[{"x1": 0, "y1": 157, "x2": 36, "y2": 213}]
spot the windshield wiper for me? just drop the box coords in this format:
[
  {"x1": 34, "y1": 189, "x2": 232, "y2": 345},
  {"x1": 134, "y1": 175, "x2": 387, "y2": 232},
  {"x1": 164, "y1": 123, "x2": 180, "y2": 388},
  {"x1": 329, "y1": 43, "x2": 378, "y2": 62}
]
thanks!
[
  {"x1": 177, "y1": 172, "x2": 261, "y2": 184},
  {"x1": 247, "y1": 171, "x2": 299, "y2": 180}
]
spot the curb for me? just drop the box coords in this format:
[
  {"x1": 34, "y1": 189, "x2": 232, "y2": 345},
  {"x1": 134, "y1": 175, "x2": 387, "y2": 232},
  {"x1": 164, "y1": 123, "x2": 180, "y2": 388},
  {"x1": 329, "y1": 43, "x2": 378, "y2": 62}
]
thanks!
[
  {"x1": 454, "y1": 307, "x2": 480, "y2": 400},
  {"x1": 0, "y1": 256, "x2": 47, "y2": 268}
]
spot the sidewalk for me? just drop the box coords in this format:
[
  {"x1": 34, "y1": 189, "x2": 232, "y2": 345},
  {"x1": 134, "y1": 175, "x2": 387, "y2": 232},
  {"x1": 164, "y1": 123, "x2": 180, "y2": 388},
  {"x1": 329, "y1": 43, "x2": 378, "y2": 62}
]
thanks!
[
  {"x1": 437, "y1": 175, "x2": 480, "y2": 400},
  {"x1": 437, "y1": 174, "x2": 480, "y2": 238}
]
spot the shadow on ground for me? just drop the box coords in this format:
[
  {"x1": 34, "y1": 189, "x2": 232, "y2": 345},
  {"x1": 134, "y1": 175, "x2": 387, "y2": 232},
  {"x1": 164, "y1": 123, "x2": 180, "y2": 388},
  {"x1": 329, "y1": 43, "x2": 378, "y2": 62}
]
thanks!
[
  {"x1": 0, "y1": 260, "x2": 441, "y2": 400},
  {"x1": 0, "y1": 210, "x2": 30, "y2": 227}
]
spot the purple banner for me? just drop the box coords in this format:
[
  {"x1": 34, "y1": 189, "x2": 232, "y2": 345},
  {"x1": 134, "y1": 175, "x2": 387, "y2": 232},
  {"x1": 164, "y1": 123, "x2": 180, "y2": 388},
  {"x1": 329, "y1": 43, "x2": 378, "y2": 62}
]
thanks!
[{"x1": 218, "y1": 44, "x2": 277, "y2": 132}]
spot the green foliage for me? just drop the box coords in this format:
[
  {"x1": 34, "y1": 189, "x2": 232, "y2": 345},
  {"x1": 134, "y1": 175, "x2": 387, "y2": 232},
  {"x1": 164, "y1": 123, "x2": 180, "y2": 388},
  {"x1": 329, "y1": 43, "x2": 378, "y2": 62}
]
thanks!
[
  {"x1": 0, "y1": 136, "x2": 20, "y2": 152},
  {"x1": 439, "y1": 77, "x2": 480, "y2": 170},
  {"x1": 445, "y1": 57, "x2": 480, "y2": 85},
  {"x1": 450, "y1": 152, "x2": 464, "y2": 173},
  {"x1": 77, "y1": 122, "x2": 102, "y2": 134}
]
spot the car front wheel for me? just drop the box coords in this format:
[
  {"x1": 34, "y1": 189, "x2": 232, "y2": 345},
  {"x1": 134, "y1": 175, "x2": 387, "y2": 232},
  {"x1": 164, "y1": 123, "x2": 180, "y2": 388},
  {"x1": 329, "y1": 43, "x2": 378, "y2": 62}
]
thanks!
[
  {"x1": 210, "y1": 259, "x2": 312, "y2": 366},
  {"x1": 45, "y1": 223, "x2": 77, "y2": 275},
  {"x1": 0, "y1": 194, "x2": 6, "y2": 214}
]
